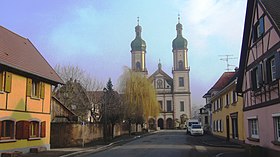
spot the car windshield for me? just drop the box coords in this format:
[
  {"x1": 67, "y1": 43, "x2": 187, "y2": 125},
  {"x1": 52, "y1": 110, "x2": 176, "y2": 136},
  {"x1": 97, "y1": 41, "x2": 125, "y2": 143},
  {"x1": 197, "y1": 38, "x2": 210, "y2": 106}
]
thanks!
[
  {"x1": 191, "y1": 124, "x2": 202, "y2": 129},
  {"x1": 188, "y1": 122, "x2": 198, "y2": 126}
]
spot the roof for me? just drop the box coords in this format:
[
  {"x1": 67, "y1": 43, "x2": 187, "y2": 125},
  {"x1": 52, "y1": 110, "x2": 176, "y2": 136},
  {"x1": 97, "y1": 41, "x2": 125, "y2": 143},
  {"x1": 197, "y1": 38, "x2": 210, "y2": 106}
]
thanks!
[
  {"x1": 261, "y1": 0, "x2": 280, "y2": 30},
  {"x1": 210, "y1": 72, "x2": 236, "y2": 91},
  {"x1": 148, "y1": 67, "x2": 173, "y2": 86},
  {"x1": 0, "y1": 26, "x2": 63, "y2": 85},
  {"x1": 237, "y1": 0, "x2": 280, "y2": 92}
]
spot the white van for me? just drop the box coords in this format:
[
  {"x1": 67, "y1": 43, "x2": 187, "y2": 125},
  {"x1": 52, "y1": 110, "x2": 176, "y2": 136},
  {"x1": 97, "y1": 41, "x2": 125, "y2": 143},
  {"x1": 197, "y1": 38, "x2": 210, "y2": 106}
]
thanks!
[{"x1": 186, "y1": 119, "x2": 199, "y2": 134}]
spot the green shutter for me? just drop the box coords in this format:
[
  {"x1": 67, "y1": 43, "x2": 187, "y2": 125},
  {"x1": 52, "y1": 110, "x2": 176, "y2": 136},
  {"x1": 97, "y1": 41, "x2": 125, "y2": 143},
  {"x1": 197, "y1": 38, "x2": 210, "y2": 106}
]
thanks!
[
  {"x1": 26, "y1": 78, "x2": 32, "y2": 97},
  {"x1": 40, "y1": 82, "x2": 45, "y2": 99},
  {"x1": 4, "y1": 72, "x2": 12, "y2": 93}
]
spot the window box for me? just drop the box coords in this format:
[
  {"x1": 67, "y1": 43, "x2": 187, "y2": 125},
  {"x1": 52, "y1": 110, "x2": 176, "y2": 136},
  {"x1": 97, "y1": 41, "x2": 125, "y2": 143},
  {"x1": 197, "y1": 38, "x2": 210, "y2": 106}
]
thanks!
[{"x1": 247, "y1": 137, "x2": 260, "y2": 142}]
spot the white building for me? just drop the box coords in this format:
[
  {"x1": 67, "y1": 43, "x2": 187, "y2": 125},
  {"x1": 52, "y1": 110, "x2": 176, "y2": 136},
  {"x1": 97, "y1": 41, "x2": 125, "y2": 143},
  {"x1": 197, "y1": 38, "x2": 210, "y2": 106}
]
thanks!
[{"x1": 130, "y1": 17, "x2": 191, "y2": 129}]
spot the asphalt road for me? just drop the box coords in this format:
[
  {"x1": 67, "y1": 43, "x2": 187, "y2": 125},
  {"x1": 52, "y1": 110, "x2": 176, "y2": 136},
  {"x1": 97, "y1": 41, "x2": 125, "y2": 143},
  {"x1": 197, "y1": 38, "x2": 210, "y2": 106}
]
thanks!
[{"x1": 82, "y1": 130, "x2": 244, "y2": 157}]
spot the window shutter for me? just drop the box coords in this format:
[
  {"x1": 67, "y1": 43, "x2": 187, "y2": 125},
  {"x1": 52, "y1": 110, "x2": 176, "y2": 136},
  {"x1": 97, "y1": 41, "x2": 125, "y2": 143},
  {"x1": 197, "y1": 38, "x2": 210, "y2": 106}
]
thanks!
[
  {"x1": 40, "y1": 121, "x2": 46, "y2": 138},
  {"x1": 16, "y1": 121, "x2": 23, "y2": 139},
  {"x1": 23, "y1": 121, "x2": 30, "y2": 139},
  {"x1": 265, "y1": 58, "x2": 271, "y2": 83},
  {"x1": 257, "y1": 64, "x2": 263, "y2": 86},
  {"x1": 259, "y1": 17, "x2": 264, "y2": 35},
  {"x1": 275, "y1": 52, "x2": 280, "y2": 79},
  {"x1": 0, "y1": 121, "x2": 2, "y2": 138},
  {"x1": 26, "y1": 78, "x2": 32, "y2": 97},
  {"x1": 40, "y1": 82, "x2": 45, "y2": 99},
  {"x1": 251, "y1": 70, "x2": 256, "y2": 90},
  {"x1": 4, "y1": 72, "x2": 12, "y2": 93}
]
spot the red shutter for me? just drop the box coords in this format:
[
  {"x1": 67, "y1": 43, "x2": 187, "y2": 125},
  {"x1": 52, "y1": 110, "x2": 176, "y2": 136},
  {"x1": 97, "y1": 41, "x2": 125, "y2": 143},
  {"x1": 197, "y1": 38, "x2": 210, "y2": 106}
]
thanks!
[
  {"x1": 16, "y1": 121, "x2": 23, "y2": 139},
  {"x1": 40, "y1": 121, "x2": 46, "y2": 138},
  {"x1": 16, "y1": 121, "x2": 29, "y2": 139},
  {"x1": 23, "y1": 121, "x2": 30, "y2": 139},
  {"x1": 0, "y1": 121, "x2": 2, "y2": 138}
]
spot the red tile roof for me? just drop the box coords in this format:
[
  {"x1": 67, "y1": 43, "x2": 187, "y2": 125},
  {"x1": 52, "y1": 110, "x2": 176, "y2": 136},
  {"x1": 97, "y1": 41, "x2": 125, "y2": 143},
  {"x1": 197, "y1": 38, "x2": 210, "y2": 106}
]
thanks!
[
  {"x1": 210, "y1": 72, "x2": 236, "y2": 91},
  {"x1": 0, "y1": 26, "x2": 63, "y2": 85}
]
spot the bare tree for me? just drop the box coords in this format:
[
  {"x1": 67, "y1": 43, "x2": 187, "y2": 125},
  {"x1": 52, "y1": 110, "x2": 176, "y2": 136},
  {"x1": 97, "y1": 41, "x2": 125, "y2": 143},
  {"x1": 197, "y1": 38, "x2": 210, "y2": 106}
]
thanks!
[{"x1": 54, "y1": 64, "x2": 103, "y2": 122}]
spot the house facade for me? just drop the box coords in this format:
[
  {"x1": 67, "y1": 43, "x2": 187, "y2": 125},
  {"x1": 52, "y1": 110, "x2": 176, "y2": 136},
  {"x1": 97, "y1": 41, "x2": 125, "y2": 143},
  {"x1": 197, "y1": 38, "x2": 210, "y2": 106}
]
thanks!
[
  {"x1": 130, "y1": 17, "x2": 192, "y2": 129},
  {"x1": 237, "y1": 0, "x2": 280, "y2": 153},
  {"x1": 0, "y1": 26, "x2": 63, "y2": 154},
  {"x1": 211, "y1": 72, "x2": 245, "y2": 143}
]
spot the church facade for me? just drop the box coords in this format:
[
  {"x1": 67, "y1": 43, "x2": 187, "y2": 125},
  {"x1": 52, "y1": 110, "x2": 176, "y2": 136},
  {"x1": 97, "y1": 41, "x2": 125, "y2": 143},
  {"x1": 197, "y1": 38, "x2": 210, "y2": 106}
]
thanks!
[{"x1": 130, "y1": 17, "x2": 191, "y2": 129}]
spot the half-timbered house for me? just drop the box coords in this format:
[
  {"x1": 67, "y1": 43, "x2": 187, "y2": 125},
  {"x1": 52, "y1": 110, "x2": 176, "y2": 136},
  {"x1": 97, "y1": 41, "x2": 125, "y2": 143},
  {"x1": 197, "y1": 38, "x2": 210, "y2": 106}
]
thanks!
[{"x1": 237, "y1": 0, "x2": 280, "y2": 154}]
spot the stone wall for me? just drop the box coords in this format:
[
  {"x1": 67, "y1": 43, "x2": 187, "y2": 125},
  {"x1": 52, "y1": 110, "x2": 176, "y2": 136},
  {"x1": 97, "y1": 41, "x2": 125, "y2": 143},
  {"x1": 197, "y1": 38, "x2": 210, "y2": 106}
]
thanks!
[{"x1": 50, "y1": 122, "x2": 136, "y2": 148}]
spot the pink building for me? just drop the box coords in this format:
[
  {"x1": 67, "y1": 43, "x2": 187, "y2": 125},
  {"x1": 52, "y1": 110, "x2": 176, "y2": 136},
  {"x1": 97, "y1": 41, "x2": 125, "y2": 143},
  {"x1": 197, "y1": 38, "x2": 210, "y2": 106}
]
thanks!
[{"x1": 237, "y1": 0, "x2": 280, "y2": 156}]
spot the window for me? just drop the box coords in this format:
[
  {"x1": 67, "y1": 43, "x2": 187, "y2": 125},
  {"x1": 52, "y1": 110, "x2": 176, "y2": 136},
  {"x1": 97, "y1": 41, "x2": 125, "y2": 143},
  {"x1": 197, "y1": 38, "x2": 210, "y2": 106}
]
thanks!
[
  {"x1": 219, "y1": 98, "x2": 223, "y2": 109},
  {"x1": 248, "y1": 119, "x2": 259, "y2": 139},
  {"x1": 0, "y1": 71, "x2": 3, "y2": 91},
  {"x1": 180, "y1": 101, "x2": 184, "y2": 111},
  {"x1": 158, "y1": 101, "x2": 163, "y2": 111},
  {"x1": 266, "y1": 57, "x2": 276, "y2": 82},
  {"x1": 251, "y1": 64, "x2": 263, "y2": 90},
  {"x1": 226, "y1": 93, "x2": 230, "y2": 106},
  {"x1": 30, "y1": 121, "x2": 40, "y2": 138},
  {"x1": 205, "y1": 116, "x2": 208, "y2": 125},
  {"x1": 232, "y1": 91, "x2": 237, "y2": 103},
  {"x1": 179, "y1": 77, "x2": 184, "y2": 87},
  {"x1": 167, "y1": 100, "x2": 172, "y2": 112},
  {"x1": 273, "y1": 116, "x2": 280, "y2": 142},
  {"x1": 253, "y1": 16, "x2": 264, "y2": 42},
  {"x1": 178, "y1": 60, "x2": 184, "y2": 70},
  {"x1": 136, "y1": 62, "x2": 141, "y2": 70},
  {"x1": 213, "y1": 121, "x2": 216, "y2": 132},
  {"x1": 157, "y1": 79, "x2": 163, "y2": 89},
  {"x1": 27, "y1": 79, "x2": 45, "y2": 99},
  {"x1": 32, "y1": 80, "x2": 40, "y2": 98},
  {"x1": 0, "y1": 71, "x2": 12, "y2": 93},
  {"x1": 0, "y1": 120, "x2": 15, "y2": 140}
]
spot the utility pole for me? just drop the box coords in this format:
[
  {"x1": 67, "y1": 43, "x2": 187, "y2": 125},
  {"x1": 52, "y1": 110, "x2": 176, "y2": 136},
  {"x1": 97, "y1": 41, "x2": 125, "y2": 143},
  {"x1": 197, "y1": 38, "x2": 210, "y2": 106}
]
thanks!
[{"x1": 219, "y1": 55, "x2": 237, "y2": 71}]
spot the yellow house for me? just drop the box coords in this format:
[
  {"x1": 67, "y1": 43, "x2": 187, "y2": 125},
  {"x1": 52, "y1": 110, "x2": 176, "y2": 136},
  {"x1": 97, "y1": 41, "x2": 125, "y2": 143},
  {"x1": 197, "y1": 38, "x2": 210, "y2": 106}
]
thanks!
[
  {"x1": 210, "y1": 71, "x2": 245, "y2": 143},
  {"x1": 0, "y1": 26, "x2": 63, "y2": 154}
]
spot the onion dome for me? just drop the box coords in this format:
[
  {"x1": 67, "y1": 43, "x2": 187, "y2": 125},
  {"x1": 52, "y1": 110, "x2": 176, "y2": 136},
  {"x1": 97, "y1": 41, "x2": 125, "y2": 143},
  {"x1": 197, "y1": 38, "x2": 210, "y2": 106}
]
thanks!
[
  {"x1": 172, "y1": 15, "x2": 188, "y2": 50},
  {"x1": 131, "y1": 17, "x2": 146, "y2": 51}
]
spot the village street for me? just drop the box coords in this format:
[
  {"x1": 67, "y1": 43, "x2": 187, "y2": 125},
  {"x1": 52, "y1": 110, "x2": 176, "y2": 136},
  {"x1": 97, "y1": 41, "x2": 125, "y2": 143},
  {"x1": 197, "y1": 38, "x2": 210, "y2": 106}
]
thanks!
[{"x1": 80, "y1": 130, "x2": 246, "y2": 157}]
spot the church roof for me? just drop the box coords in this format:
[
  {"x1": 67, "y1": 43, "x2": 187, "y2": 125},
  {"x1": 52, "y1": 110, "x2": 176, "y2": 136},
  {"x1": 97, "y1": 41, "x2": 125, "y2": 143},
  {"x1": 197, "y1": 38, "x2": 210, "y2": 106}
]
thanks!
[
  {"x1": 172, "y1": 17, "x2": 188, "y2": 50},
  {"x1": 148, "y1": 67, "x2": 173, "y2": 86},
  {"x1": 131, "y1": 19, "x2": 146, "y2": 52}
]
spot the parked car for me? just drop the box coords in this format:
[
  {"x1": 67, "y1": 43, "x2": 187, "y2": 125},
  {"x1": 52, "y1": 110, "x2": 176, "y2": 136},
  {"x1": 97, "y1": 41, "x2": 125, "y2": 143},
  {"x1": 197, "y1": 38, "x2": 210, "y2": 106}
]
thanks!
[
  {"x1": 190, "y1": 124, "x2": 204, "y2": 136},
  {"x1": 186, "y1": 119, "x2": 199, "y2": 134}
]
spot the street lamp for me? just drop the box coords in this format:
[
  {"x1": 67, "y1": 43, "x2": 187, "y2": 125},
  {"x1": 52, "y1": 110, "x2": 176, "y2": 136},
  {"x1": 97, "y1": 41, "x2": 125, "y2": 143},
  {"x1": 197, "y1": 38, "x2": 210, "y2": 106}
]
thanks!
[{"x1": 103, "y1": 87, "x2": 108, "y2": 143}]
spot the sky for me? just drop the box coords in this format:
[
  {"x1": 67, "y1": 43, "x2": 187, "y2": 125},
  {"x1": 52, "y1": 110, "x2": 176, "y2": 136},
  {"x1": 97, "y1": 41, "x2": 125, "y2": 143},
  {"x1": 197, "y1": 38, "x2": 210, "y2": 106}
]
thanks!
[{"x1": 0, "y1": 0, "x2": 247, "y2": 107}]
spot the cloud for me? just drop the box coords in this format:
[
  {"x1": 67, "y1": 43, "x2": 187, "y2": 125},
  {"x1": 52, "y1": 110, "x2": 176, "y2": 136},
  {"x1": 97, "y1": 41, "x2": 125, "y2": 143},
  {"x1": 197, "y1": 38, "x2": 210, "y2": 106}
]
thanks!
[{"x1": 179, "y1": 0, "x2": 246, "y2": 55}]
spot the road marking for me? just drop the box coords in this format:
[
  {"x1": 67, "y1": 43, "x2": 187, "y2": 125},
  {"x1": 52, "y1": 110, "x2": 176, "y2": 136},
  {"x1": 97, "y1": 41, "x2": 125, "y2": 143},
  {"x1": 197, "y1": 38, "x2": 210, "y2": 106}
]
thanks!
[
  {"x1": 216, "y1": 153, "x2": 224, "y2": 157},
  {"x1": 194, "y1": 146, "x2": 207, "y2": 152}
]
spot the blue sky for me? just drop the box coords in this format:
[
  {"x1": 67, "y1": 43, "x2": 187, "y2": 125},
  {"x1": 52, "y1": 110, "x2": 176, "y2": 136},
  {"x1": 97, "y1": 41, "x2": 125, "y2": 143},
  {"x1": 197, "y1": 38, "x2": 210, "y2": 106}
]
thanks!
[{"x1": 0, "y1": 0, "x2": 247, "y2": 106}]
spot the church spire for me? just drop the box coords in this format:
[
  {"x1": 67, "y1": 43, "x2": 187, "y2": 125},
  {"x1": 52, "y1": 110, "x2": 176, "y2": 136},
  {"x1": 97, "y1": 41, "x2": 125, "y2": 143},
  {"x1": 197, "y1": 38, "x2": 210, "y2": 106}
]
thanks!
[
  {"x1": 158, "y1": 59, "x2": 162, "y2": 70},
  {"x1": 131, "y1": 17, "x2": 146, "y2": 51}
]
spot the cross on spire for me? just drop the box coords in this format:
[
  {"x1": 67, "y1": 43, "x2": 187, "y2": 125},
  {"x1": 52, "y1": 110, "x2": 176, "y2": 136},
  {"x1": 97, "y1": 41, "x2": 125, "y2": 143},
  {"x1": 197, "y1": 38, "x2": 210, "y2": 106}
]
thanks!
[
  {"x1": 137, "y1": 17, "x2": 139, "y2": 25},
  {"x1": 178, "y1": 14, "x2": 180, "y2": 23}
]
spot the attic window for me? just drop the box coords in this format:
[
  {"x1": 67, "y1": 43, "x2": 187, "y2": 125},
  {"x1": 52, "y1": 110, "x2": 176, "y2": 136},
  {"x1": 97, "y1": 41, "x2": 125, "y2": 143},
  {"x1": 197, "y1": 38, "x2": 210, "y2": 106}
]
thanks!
[{"x1": 253, "y1": 16, "x2": 264, "y2": 42}]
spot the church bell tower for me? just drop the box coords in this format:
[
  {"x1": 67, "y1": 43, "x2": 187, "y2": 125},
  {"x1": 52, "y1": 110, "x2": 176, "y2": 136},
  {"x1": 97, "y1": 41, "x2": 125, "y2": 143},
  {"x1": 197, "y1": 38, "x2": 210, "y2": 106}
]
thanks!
[
  {"x1": 172, "y1": 15, "x2": 191, "y2": 120},
  {"x1": 130, "y1": 17, "x2": 148, "y2": 76}
]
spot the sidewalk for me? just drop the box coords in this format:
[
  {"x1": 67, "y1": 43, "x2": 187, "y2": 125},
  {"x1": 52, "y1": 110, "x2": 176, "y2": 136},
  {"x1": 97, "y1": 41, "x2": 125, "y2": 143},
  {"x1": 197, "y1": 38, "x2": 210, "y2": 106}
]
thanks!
[
  {"x1": 21, "y1": 133, "x2": 147, "y2": 157},
  {"x1": 202, "y1": 134, "x2": 243, "y2": 148}
]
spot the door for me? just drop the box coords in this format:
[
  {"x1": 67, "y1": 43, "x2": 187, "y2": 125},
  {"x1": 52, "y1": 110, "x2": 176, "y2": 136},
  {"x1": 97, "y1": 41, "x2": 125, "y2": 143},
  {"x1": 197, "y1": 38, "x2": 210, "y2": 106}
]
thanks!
[{"x1": 226, "y1": 116, "x2": 230, "y2": 141}]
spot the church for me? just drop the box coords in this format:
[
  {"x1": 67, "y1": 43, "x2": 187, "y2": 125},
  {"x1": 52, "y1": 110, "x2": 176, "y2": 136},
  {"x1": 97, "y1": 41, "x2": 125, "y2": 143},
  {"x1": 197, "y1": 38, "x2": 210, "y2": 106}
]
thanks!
[{"x1": 130, "y1": 17, "x2": 192, "y2": 129}]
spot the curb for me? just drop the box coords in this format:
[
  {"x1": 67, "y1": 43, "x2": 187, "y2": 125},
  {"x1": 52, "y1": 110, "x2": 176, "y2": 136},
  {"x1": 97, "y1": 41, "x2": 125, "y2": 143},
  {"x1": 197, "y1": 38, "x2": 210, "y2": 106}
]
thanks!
[{"x1": 202, "y1": 142, "x2": 244, "y2": 149}]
